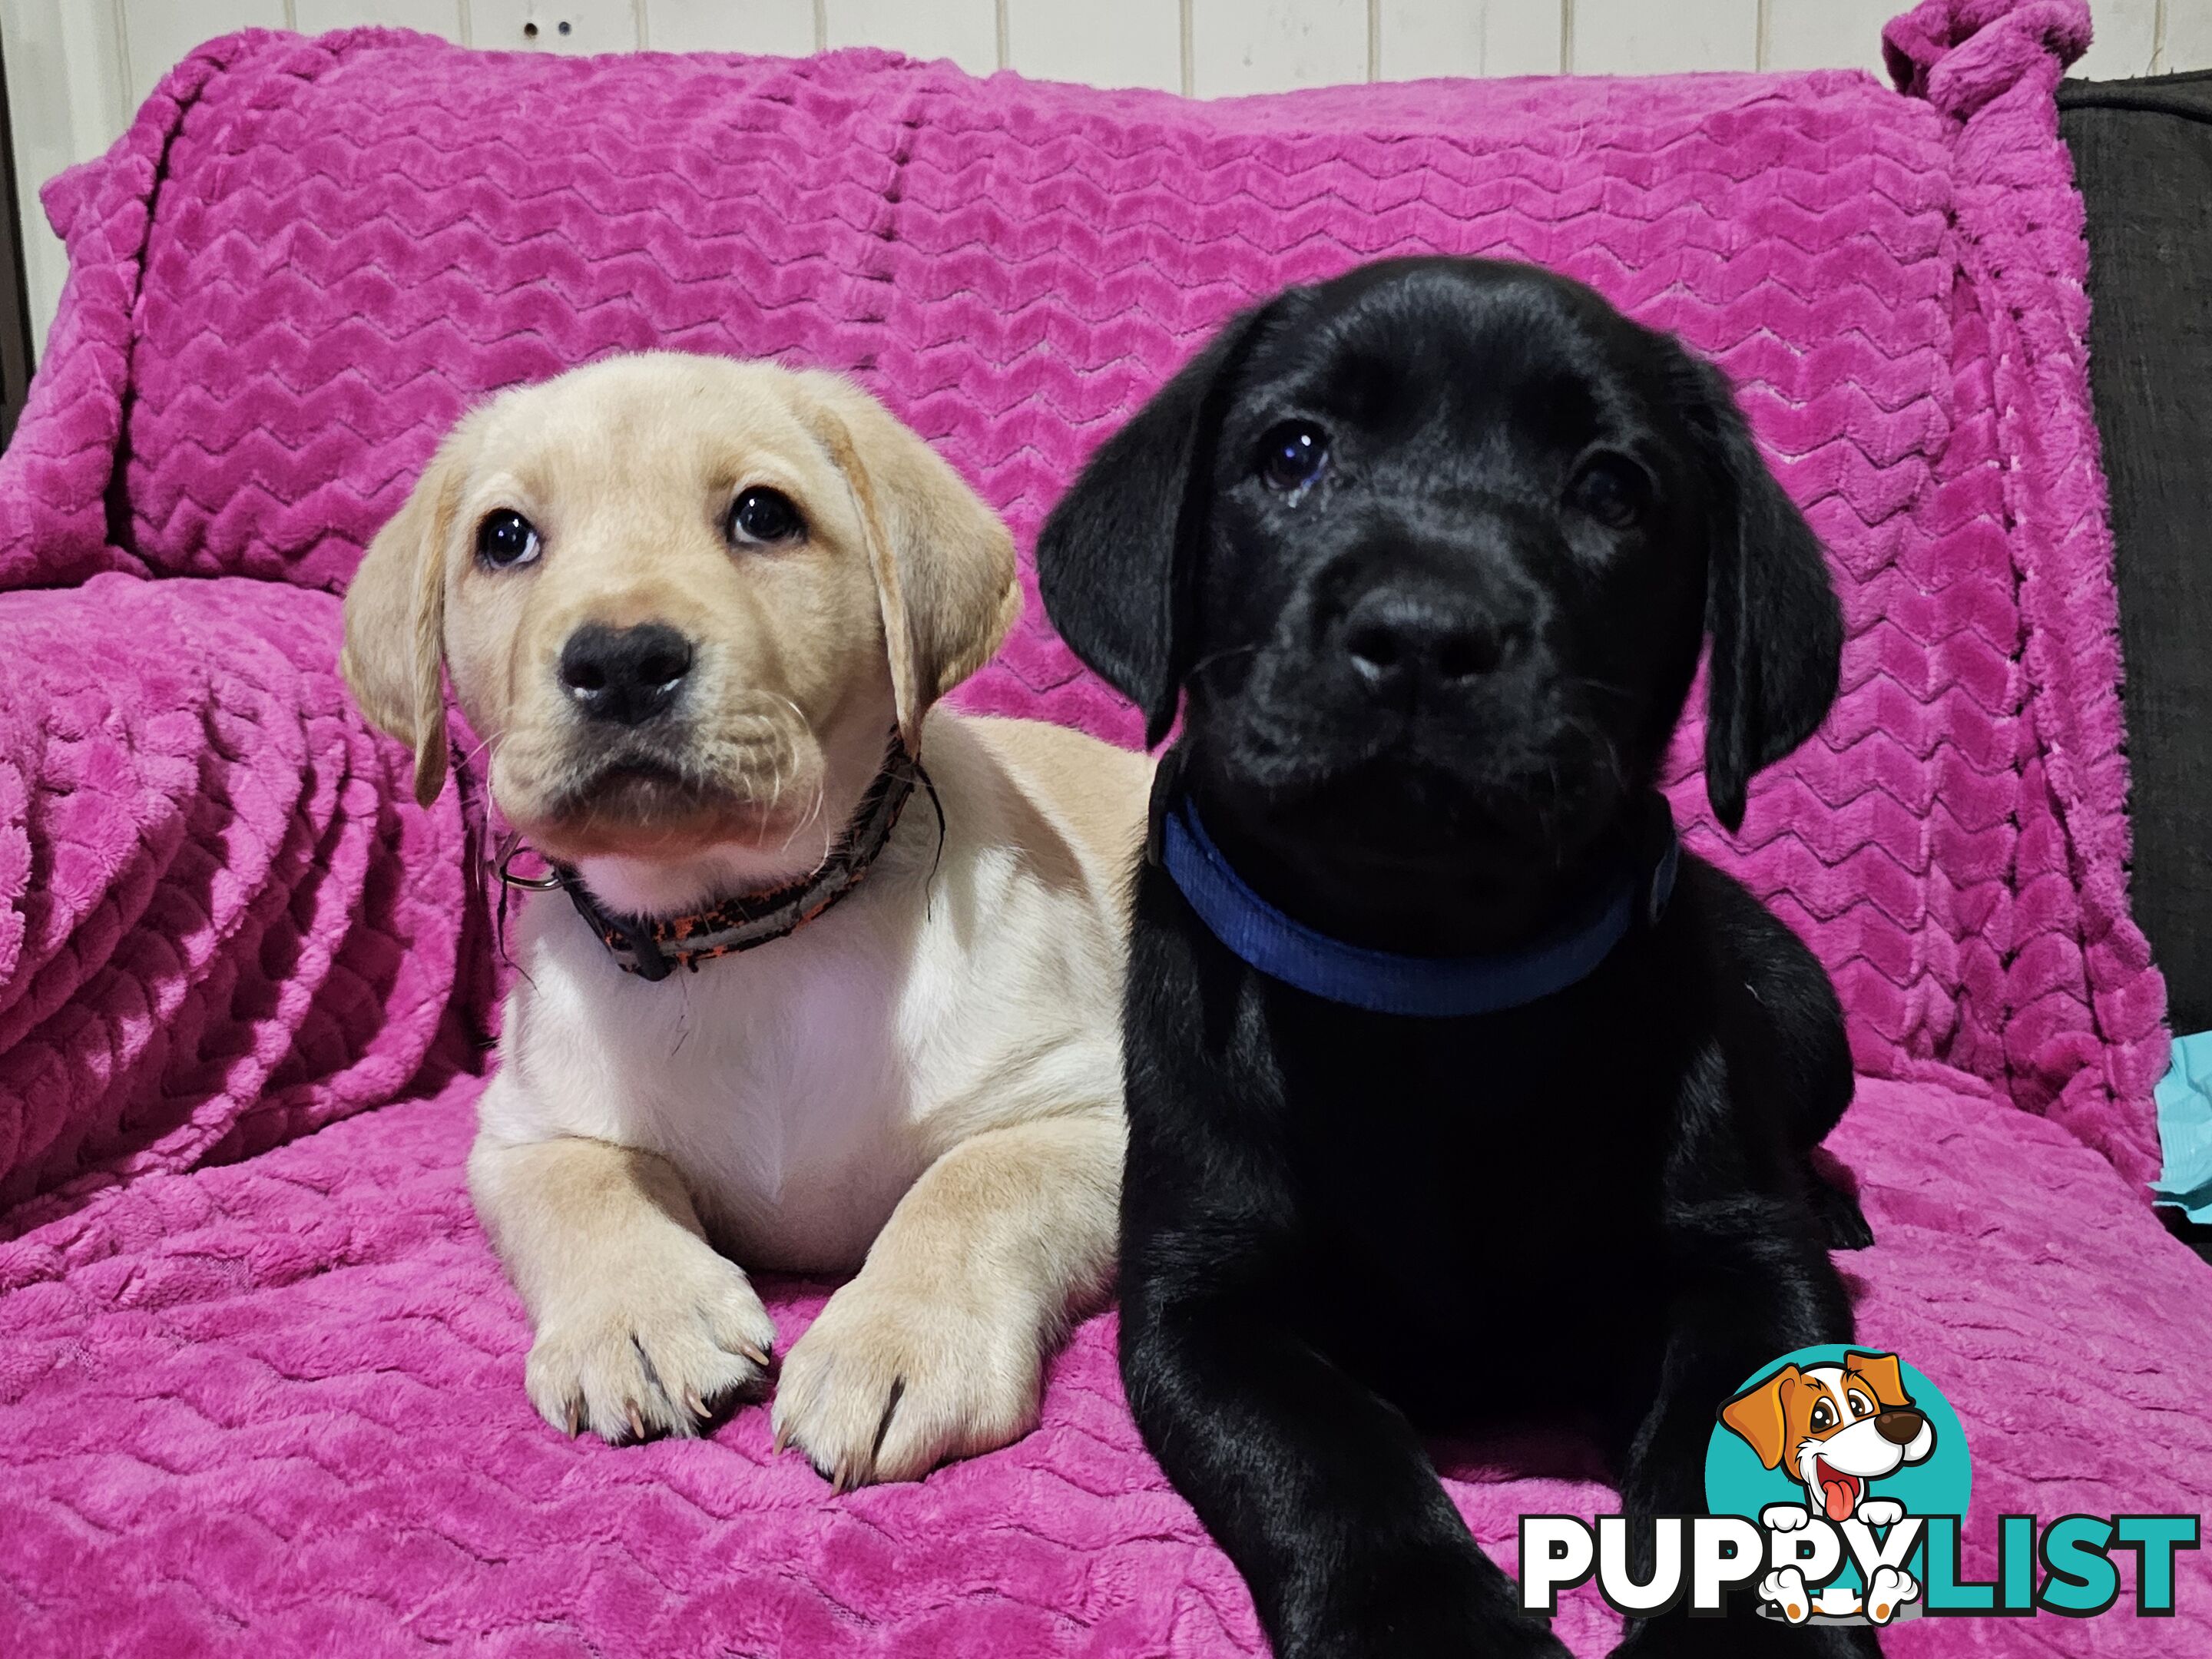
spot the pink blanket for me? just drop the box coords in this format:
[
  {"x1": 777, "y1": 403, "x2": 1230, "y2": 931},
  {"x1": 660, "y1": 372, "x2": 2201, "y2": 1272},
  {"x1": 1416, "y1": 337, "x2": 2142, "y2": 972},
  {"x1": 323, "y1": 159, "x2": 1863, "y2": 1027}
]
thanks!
[
  {"x1": 0, "y1": 0, "x2": 2201, "y2": 1651},
  {"x1": 0, "y1": 575, "x2": 479, "y2": 1235}
]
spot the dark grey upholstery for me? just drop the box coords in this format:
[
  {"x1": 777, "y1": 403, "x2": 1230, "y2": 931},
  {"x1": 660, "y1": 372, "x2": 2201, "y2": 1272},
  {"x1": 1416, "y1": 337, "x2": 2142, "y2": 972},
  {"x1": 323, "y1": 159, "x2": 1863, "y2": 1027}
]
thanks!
[{"x1": 2061, "y1": 72, "x2": 2212, "y2": 1033}]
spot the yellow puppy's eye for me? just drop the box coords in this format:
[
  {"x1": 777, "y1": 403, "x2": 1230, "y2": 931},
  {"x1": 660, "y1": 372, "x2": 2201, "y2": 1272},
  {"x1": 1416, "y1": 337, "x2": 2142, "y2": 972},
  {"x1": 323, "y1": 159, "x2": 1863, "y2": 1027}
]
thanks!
[
  {"x1": 475, "y1": 508, "x2": 541, "y2": 570},
  {"x1": 1848, "y1": 1389, "x2": 1876, "y2": 1419},
  {"x1": 1810, "y1": 1400, "x2": 1836, "y2": 1432},
  {"x1": 728, "y1": 486, "x2": 805, "y2": 545}
]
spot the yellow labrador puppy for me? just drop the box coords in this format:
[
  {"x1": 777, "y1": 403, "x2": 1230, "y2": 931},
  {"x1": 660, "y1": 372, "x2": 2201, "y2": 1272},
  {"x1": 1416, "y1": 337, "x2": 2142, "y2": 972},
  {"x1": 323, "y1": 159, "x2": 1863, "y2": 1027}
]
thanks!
[{"x1": 341, "y1": 352, "x2": 1146, "y2": 1486}]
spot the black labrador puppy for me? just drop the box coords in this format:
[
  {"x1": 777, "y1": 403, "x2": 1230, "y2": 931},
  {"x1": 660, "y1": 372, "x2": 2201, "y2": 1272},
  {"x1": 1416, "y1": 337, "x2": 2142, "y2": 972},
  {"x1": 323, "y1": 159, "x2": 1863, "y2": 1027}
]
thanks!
[{"x1": 1035, "y1": 257, "x2": 1877, "y2": 1659}]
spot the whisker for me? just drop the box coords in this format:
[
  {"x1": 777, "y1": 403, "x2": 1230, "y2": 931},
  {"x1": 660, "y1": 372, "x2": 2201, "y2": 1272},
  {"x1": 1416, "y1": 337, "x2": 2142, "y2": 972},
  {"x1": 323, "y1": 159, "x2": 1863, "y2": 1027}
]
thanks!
[
  {"x1": 756, "y1": 753, "x2": 787, "y2": 850},
  {"x1": 774, "y1": 761, "x2": 822, "y2": 856},
  {"x1": 1566, "y1": 676, "x2": 1639, "y2": 707},
  {"x1": 1187, "y1": 643, "x2": 1260, "y2": 681}
]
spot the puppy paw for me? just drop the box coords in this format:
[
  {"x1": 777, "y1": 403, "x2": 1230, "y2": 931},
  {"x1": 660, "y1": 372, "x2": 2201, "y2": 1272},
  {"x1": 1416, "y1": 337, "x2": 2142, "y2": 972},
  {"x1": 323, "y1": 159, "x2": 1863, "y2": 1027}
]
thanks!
[
  {"x1": 1760, "y1": 1502, "x2": 1813, "y2": 1533},
  {"x1": 1807, "y1": 1173, "x2": 1876, "y2": 1250},
  {"x1": 771, "y1": 1274, "x2": 1041, "y2": 1488},
  {"x1": 1856, "y1": 1498, "x2": 1904, "y2": 1528},
  {"x1": 526, "y1": 1247, "x2": 776, "y2": 1444},
  {"x1": 1759, "y1": 1568, "x2": 1811, "y2": 1624},
  {"x1": 1864, "y1": 1565, "x2": 1919, "y2": 1624}
]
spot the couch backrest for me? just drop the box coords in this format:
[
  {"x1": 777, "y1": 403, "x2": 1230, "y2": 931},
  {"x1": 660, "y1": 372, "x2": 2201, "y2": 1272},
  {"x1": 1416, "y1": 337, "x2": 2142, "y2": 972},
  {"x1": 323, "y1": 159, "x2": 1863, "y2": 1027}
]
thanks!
[{"x1": 0, "y1": 0, "x2": 2164, "y2": 1182}]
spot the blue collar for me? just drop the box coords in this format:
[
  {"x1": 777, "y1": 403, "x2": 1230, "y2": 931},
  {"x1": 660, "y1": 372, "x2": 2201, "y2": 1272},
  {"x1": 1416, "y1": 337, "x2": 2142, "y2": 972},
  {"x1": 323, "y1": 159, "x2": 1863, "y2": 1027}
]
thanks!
[{"x1": 1157, "y1": 794, "x2": 1679, "y2": 1018}]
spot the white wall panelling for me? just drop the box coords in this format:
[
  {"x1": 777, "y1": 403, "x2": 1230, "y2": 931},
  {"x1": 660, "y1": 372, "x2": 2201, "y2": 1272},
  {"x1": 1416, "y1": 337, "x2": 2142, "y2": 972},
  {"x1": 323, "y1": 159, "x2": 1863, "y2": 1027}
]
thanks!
[
  {"x1": 2167, "y1": 0, "x2": 2212, "y2": 77},
  {"x1": 1005, "y1": 0, "x2": 1183, "y2": 91},
  {"x1": 121, "y1": 0, "x2": 287, "y2": 106},
  {"x1": 826, "y1": 0, "x2": 998, "y2": 76},
  {"x1": 645, "y1": 0, "x2": 819, "y2": 56},
  {"x1": 4, "y1": 1, "x2": 2209, "y2": 357},
  {"x1": 1377, "y1": 2, "x2": 1565, "y2": 79},
  {"x1": 2072, "y1": 0, "x2": 2161, "y2": 78},
  {"x1": 293, "y1": 0, "x2": 462, "y2": 38},
  {"x1": 470, "y1": 1, "x2": 646, "y2": 55},
  {"x1": 1189, "y1": 0, "x2": 1366, "y2": 95},
  {"x1": 2, "y1": 0, "x2": 127, "y2": 354},
  {"x1": 1571, "y1": 0, "x2": 1760, "y2": 74},
  {"x1": 1762, "y1": 0, "x2": 1899, "y2": 71}
]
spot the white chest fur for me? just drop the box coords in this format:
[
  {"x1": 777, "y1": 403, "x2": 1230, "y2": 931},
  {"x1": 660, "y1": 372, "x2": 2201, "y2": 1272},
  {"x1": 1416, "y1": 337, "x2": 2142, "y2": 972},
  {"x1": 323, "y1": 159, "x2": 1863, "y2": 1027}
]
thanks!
[{"x1": 474, "y1": 717, "x2": 1134, "y2": 1275}]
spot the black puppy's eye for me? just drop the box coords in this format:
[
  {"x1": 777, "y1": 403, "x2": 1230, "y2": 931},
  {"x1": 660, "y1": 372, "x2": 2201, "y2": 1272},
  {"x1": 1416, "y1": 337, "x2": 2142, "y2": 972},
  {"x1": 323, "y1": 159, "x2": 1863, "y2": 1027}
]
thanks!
[
  {"x1": 728, "y1": 486, "x2": 804, "y2": 545},
  {"x1": 1570, "y1": 455, "x2": 1651, "y2": 529},
  {"x1": 1257, "y1": 422, "x2": 1329, "y2": 493},
  {"x1": 475, "y1": 508, "x2": 541, "y2": 570}
]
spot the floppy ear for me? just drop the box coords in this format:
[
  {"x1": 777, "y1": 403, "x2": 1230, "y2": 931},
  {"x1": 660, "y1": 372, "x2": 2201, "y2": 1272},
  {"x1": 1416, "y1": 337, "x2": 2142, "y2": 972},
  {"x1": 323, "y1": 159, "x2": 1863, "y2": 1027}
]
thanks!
[
  {"x1": 796, "y1": 373, "x2": 1018, "y2": 753},
  {"x1": 1675, "y1": 353, "x2": 1843, "y2": 833},
  {"x1": 1844, "y1": 1351, "x2": 1912, "y2": 1409},
  {"x1": 341, "y1": 422, "x2": 477, "y2": 807},
  {"x1": 1035, "y1": 302, "x2": 1277, "y2": 748},
  {"x1": 1719, "y1": 1364, "x2": 1798, "y2": 1470}
]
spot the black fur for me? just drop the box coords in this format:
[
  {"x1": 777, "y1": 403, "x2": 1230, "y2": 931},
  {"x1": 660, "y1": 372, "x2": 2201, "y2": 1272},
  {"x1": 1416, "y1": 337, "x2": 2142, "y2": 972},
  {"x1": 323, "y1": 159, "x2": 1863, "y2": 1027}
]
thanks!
[{"x1": 1037, "y1": 258, "x2": 1873, "y2": 1658}]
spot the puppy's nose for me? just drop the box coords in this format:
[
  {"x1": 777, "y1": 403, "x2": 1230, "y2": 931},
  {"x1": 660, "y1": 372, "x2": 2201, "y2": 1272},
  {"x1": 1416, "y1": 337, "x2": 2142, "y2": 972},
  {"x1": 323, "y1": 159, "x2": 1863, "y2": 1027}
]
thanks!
[
  {"x1": 558, "y1": 622, "x2": 694, "y2": 727},
  {"x1": 1341, "y1": 587, "x2": 1508, "y2": 698},
  {"x1": 1874, "y1": 1409, "x2": 1925, "y2": 1446}
]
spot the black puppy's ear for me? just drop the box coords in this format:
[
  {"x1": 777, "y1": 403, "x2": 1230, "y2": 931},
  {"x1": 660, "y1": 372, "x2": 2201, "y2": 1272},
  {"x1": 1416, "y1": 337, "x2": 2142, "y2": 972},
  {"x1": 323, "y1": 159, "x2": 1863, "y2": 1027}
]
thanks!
[
  {"x1": 1036, "y1": 304, "x2": 1276, "y2": 747},
  {"x1": 1677, "y1": 355, "x2": 1843, "y2": 833}
]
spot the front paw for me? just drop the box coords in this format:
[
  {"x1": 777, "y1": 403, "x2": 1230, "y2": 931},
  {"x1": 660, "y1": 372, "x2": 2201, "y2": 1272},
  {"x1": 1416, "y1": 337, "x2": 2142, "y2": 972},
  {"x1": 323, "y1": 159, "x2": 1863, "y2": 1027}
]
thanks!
[
  {"x1": 1807, "y1": 1174, "x2": 1875, "y2": 1250},
  {"x1": 1759, "y1": 1568, "x2": 1811, "y2": 1624},
  {"x1": 1760, "y1": 1503, "x2": 1812, "y2": 1533},
  {"x1": 1856, "y1": 1498, "x2": 1903, "y2": 1528},
  {"x1": 1863, "y1": 1565, "x2": 1918, "y2": 1624},
  {"x1": 526, "y1": 1247, "x2": 777, "y2": 1444},
  {"x1": 770, "y1": 1273, "x2": 1043, "y2": 1488}
]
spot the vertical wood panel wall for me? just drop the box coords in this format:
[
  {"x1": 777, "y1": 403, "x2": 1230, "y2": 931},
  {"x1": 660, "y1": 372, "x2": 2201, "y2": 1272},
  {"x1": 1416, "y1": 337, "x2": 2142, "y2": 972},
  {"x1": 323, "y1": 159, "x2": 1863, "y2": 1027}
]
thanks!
[{"x1": 2, "y1": 0, "x2": 2203, "y2": 353}]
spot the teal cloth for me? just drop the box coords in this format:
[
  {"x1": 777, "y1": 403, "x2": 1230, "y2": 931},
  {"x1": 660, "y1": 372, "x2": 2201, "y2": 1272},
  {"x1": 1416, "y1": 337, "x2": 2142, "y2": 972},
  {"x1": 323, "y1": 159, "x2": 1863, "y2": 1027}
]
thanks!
[{"x1": 2153, "y1": 1030, "x2": 2212, "y2": 1223}]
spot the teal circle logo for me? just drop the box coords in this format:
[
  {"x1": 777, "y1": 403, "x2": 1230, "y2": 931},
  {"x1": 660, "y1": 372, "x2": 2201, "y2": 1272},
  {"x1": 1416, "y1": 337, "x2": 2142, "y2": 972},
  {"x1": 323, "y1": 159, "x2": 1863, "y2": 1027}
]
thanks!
[{"x1": 1704, "y1": 1346, "x2": 1969, "y2": 1626}]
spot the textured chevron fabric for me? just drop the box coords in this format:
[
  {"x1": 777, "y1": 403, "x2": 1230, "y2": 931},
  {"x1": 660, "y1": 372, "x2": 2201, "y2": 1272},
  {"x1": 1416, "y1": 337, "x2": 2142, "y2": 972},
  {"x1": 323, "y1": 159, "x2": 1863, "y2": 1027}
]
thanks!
[{"x1": 0, "y1": 0, "x2": 2202, "y2": 1653}]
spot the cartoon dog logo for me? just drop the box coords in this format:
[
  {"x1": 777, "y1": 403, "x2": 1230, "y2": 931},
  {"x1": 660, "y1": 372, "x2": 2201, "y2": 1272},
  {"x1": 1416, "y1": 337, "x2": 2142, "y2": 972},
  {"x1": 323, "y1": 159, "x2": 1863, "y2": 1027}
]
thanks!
[{"x1": 1718, "y1": 1349, "x2": 1936, "y2": 1624}]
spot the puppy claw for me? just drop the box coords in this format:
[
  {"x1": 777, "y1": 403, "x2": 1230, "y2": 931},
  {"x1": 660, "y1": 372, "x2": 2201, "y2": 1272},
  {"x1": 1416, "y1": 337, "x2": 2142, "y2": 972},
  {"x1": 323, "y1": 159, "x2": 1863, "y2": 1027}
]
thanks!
[
  {"x1": 523, "y1": 1247, "x2": 777, "y2": 1445},
  {"x1": 771, "y1": 1273, "x2": 1041, "y2": 1488}
]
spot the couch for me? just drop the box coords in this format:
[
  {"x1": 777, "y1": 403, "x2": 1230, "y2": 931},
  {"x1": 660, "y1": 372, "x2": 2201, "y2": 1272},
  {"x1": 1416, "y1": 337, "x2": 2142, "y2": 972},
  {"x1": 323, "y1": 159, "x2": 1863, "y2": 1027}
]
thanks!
[{"x1": 0, "y1": 1, "x2": 2204, "y2": 1652}]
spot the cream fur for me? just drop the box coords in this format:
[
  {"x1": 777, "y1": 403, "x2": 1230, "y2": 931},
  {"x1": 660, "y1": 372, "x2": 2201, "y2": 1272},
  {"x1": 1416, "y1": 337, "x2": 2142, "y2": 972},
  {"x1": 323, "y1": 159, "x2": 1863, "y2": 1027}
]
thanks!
[{"x1": 343, "y1": 353, "x2": 1147, "y2": 1484}]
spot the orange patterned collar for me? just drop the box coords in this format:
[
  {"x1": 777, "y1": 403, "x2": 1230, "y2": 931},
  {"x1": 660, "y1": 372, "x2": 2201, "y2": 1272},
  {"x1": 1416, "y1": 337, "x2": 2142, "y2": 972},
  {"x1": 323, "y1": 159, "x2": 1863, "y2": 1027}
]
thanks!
[{"x1": 515, "y1": 730, "x2": 929, "y2": 982}]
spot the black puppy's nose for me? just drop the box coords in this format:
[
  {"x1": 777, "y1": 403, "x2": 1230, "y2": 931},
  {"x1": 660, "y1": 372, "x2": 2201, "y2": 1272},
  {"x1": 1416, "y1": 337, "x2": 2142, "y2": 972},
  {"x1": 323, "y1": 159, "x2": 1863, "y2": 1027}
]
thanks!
[
  {"x1": 1342, "y1": 587, "x2": 1508, "y2": 697},
  {"x1": 558, "y1": 623, "x2": 694, "y2": 726},
  {"x1": 1874, "y1": 1409, "x2": 1925, "y2": 1446}
]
